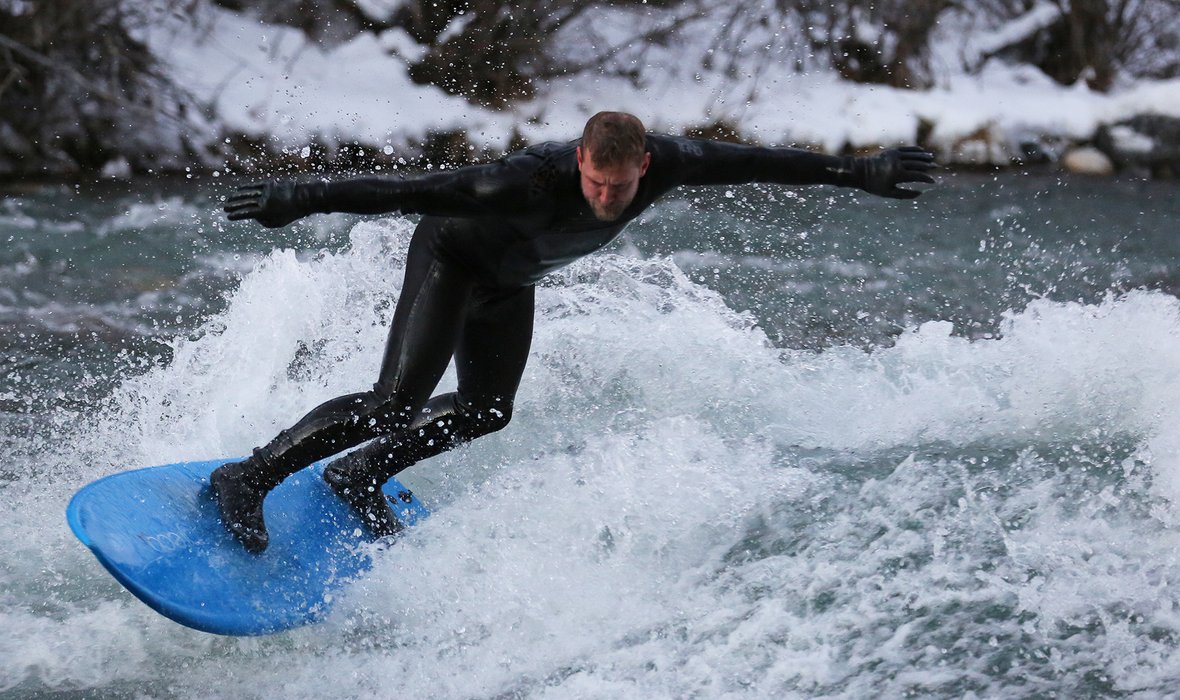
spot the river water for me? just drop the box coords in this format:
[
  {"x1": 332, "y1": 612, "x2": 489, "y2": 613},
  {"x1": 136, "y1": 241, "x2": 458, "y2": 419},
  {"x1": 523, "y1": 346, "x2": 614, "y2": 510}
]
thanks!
[{"x1": 3, "y1": 171, "x2": 1180, "y2": 698}]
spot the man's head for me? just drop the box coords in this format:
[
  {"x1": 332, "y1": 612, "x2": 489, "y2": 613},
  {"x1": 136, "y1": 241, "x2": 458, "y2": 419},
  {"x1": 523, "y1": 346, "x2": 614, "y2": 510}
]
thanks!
[{"x1": 577, "y1": 111, "x2": 651, "y2": 221}]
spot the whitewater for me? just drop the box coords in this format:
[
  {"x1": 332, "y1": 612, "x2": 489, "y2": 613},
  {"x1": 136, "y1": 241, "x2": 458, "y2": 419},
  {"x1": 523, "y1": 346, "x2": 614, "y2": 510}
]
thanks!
[{"x1": 4, "y1": 173, "x2": 1180, "y2": 697}]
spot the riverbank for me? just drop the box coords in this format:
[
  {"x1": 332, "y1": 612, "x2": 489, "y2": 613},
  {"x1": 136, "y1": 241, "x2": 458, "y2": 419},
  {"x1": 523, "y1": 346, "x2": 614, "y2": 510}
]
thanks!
[
  {"x1": 6, "y1": 1, "x2": 1180, "y2": 180},
  {"x1": 123, "y1": 2, "x2": 1180, "y2": 180}
]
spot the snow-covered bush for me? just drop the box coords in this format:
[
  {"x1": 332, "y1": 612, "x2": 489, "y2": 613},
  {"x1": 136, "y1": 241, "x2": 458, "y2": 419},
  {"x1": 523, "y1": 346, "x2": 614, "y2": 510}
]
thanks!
[{"x1": 0, "y1": 0, "x2": 208, "y2": 176}]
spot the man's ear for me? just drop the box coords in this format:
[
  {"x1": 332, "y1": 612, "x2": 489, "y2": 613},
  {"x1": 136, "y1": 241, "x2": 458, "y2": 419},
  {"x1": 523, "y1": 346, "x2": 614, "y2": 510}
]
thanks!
[
  {"x1": 639, "y1": 152, "x2": 652, "y2": 176},
  {"x1": 576, "y1": 146, "x2": 585, "y2": 170}
]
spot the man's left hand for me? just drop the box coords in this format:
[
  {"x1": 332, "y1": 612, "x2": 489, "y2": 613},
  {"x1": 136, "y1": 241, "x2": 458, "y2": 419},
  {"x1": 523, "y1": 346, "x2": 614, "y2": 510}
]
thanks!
[{"x1": 860, "y1": 147, "x2": 937, "y2": 199}]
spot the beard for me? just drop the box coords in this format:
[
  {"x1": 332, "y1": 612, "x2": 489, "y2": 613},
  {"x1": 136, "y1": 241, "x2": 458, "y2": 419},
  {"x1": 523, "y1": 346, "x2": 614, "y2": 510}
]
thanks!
[{"x1": 588, "y1": 198, "x2": 629, "y2": 222}]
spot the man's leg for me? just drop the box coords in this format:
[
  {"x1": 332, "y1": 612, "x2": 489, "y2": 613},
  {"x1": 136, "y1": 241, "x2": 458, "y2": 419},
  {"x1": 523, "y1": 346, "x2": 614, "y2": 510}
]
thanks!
[
  {"x1": 323, "y1": 284, "x2": 536, "y2": 536},
  {"x1": 212, "y1": 224, "x2": 473, "y2": 552}
]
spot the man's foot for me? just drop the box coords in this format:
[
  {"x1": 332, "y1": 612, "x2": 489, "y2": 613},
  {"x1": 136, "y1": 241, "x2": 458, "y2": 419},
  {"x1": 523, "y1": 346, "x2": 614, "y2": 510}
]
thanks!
[
  {"x1": 323, "y1": 459, "x2": 405, "y2": 539},
  {"x1": 210, "y1": 459, "x2": 270, "y2": 554}
]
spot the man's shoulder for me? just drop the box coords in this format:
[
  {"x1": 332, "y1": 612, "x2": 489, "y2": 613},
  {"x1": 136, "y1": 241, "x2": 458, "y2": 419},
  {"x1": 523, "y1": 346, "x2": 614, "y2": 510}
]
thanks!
[
  {"x1": 503, "y1": 140, "x2": 578, "y2": 199},
  {"x1": 644, "y1": 133, "x2": 708, "y2": 162},
  {"x1": 517, "y1": 140, "x2": 577, "y2": 163}
]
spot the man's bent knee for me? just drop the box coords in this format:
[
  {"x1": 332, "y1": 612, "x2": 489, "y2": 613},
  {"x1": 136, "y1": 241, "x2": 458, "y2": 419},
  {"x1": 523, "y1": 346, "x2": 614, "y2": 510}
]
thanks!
[
  {"x1": 352, "y1": 388, "x2": 417, "y2": 436},
  {"x1": 470, "y1": 400, "x2": 512, "y2": 434},
  {"x1": 414, "y1": 393, "x2": 513, "y2": 439}
]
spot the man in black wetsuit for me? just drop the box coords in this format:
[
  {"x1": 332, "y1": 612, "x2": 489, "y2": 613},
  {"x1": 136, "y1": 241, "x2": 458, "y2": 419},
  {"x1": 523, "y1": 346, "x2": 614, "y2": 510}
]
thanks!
[{"x1": 213, "y1": 111, "x2": 935, "y2": 553}]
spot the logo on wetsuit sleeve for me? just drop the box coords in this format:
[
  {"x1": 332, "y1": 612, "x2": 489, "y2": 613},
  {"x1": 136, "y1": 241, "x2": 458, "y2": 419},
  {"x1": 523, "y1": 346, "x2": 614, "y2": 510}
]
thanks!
[
  {"x1": 678, "y1": 141, "x2": 704, "y2": 158},
  {"x1": 529, "y1": 160, "x2": 560, "y2": 197}
]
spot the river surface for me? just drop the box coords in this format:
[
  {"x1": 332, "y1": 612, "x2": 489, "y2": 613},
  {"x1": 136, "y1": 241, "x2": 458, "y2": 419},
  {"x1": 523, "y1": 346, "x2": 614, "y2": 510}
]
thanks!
[{"x1": 3, "y1": 171, "x2": 1180, "y2": 698}]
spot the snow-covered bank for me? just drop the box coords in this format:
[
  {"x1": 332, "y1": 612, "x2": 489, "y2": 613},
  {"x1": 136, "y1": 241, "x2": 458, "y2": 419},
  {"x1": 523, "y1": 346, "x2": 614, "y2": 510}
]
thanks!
[
  {"x1": 143, "y1": 1, "x2": 1180, "y2": 177},
  {"x1": 2, "y1": 0, "x2": 1173, "y2": 179}
]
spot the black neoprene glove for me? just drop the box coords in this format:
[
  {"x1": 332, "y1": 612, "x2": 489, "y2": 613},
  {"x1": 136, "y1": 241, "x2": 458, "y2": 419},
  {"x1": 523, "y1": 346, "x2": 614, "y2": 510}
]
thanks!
[
  {"x1": 223, "y1": 180, "x2": 328, "y2": 228},
  {"x1": 855, "y1": 147, "x2": 937, "y2": 199}
]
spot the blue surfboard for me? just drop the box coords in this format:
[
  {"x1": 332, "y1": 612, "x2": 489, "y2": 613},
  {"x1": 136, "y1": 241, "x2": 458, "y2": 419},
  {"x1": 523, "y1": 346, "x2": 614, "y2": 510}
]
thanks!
[{"x1": 66, "y1": 458, "x2": 428, "y2": 636}]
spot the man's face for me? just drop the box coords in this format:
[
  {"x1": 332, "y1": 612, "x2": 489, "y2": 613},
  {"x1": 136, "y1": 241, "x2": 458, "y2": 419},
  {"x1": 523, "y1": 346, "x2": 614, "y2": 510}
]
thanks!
[{"x1": 577, "y1": 146, "x2": 651, "y2": 222}]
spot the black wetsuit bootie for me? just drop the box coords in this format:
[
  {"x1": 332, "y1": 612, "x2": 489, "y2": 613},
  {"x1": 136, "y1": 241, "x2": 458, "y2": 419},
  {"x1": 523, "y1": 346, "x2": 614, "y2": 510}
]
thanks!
[
  {"x1": 210, "y1": 453, "x2": 283, "y2": 554},
  {"x1": 323, "y1": 453, "x2": 405, "y2": 539}
]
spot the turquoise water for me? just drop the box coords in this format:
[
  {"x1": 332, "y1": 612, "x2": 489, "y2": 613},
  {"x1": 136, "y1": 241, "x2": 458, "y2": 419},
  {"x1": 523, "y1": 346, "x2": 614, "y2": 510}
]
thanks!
[{"x1": 3, "y1": 172, "x2": 1180, "y2": 698}]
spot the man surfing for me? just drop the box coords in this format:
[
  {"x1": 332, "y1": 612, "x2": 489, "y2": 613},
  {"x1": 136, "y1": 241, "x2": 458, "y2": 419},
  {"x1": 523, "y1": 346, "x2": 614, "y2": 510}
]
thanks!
[{"x1": 214, "y1": 111, "x2": 936, "y2": 553}]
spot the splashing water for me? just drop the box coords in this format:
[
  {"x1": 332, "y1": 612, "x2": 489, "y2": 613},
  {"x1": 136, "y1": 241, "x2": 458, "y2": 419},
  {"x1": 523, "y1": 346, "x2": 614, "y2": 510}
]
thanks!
[{"x1": 5, "y1": 188, "x2": 1180, "y2": 698}]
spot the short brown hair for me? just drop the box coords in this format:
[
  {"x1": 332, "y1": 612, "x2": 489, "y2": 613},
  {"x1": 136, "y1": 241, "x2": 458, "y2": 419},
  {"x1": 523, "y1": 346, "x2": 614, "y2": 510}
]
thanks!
[{"x1": 581, "y1": 111, "x2": 646, "y2": 168}]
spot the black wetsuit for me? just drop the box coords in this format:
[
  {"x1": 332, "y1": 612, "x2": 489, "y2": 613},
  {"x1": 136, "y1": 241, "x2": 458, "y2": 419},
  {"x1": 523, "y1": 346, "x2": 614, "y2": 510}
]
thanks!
[{"x1": 246, "y1": 136, "x2": 873, "y2": 485}]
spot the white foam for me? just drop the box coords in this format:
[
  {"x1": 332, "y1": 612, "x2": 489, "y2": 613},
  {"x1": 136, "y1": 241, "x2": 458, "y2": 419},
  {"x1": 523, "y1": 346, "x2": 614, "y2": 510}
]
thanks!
[
  {"x1": 7, "y1": 218, "x2": 1180, "y2": 696},
  {"x1": 98, "y1": 197, "x2": 205, "y2": 236}
]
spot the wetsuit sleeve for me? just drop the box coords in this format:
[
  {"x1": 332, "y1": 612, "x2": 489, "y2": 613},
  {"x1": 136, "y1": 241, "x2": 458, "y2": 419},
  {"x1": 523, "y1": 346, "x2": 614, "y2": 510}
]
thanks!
[
  {"x1": 661, "y1": 136, "x2": 937, "y2": 199},
  {"x1": 667, "y1": 137, "x2": 860, "y2": 189},
  {"x1": 302, "y1": 156, "x2": 539, "y2": 218}
]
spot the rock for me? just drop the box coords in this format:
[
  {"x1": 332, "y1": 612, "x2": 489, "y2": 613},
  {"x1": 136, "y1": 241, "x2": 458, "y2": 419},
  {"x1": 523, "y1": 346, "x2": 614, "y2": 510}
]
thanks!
[
  {"x1": 1062, "y1": 146, "x2": 1114, "y2": 175},
  {"x1": 1095, "y1": 114, "x2": 1180, "y2": 178},
  {"x1": 100, "y1": 157, "x2": 133, "y2": 180},
  {"x1": 950, "y1": 124, "x2": 1010, "y2": 166}
]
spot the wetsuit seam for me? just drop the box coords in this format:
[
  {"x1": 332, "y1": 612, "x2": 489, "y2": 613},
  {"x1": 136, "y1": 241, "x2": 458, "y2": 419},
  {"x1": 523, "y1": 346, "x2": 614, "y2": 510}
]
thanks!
[{"x1": 387, "y1": 258, "x2": 445, "y2": 412}]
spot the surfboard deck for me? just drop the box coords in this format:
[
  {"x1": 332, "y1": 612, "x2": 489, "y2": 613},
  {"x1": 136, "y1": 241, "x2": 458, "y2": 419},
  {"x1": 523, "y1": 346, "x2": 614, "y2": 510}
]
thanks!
[{"x1": 66, "y1": 457, "x2": 428, "y2": 636}]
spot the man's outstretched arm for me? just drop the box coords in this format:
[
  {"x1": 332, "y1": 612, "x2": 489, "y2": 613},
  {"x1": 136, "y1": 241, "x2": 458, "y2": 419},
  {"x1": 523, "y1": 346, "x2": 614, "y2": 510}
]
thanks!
[
  {"x1": 223, "y1": 157, "x2": 538, "y2": 228},
  {"x1": 670, "y1": 137, "x2": 936, "y2": 199}
]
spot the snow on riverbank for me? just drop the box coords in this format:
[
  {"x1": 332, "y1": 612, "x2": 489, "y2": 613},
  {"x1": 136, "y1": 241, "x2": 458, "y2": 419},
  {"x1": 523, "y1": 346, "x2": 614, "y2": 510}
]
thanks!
[{"x1": 148, "y1": 1, "x2": 1180, "y2": 169}]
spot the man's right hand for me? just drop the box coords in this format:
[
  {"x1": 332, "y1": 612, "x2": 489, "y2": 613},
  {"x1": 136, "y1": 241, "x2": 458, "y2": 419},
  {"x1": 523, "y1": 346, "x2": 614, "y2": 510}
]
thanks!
[{"x1": 223, "y1": 180, "x2": 314, "y2": 228}]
